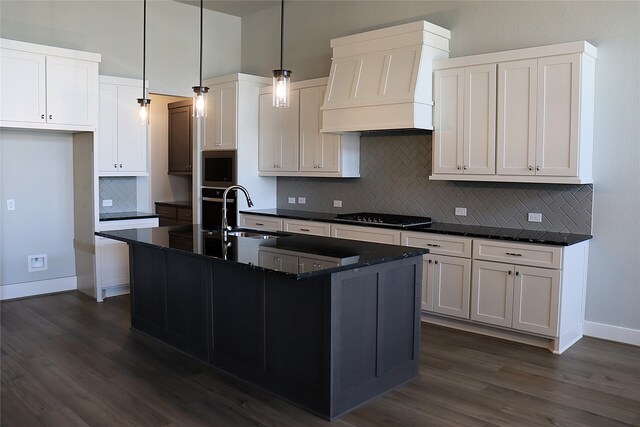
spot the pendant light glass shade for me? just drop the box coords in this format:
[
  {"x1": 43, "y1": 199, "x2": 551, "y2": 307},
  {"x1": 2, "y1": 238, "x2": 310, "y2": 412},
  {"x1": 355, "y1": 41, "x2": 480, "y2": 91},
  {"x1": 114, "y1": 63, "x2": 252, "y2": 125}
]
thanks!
[
  {"x1": 137, "y1": 0, "x2": 151, "y2": 125},
  {"x1": 193, "y1": 0, "x2": 209, "y2": 118},
  {"x1": 273, "y1": 0, "x2": 291, "y2": 108}
]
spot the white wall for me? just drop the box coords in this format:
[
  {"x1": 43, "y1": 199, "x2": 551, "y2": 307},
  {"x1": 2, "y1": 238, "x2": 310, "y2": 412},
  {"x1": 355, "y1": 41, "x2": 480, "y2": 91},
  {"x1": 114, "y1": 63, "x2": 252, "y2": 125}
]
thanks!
[
  {"x1": 0, "y1": 131, "x2": 76, "y2": 286},
  {"x1": 0, "y1": 0, "x2": 241, "y2": 96},
  {"x1": 241, "y1": 1, "x2": 640, "y2": 333}
]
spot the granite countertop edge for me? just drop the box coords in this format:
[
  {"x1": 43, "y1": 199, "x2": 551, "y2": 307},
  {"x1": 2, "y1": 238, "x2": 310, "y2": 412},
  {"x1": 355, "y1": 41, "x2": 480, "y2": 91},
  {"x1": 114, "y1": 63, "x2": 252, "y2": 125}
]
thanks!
[{"x1": 240, "y1": 209, "x2": 593, "y2": 246}]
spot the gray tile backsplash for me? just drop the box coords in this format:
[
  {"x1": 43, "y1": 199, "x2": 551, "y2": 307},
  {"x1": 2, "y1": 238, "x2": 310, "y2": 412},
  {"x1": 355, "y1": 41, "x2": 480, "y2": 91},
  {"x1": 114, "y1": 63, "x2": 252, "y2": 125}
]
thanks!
[
  {"x1": 99, "y1": 177, "x2": 137, "y2": 213},
  {"x1": 276, "y1": 133, "x2": 592, "y2": 234}
]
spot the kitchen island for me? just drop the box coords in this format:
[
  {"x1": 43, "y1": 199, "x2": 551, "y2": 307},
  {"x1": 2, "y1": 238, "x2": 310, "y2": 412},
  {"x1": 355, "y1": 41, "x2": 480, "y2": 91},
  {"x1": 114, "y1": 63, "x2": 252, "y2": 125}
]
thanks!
[{"x1": 95, "y1": 224, "x2": 427, "y2": 420}]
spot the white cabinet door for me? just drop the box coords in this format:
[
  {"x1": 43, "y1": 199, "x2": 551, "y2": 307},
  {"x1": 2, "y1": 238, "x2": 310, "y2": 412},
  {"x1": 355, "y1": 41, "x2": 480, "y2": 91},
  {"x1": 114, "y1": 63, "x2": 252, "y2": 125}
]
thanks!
[
  {"x1": 204, "y1": 81, "x2": 238, "y2": 150},
  {"x1": 98, "y1": 81, "x2": 147, "y2": 175},
  {"x1": 259, "y1": 91, "x2": 299, "y2": 172},
  {"x1": 300, "y1": 85, "x2": 340, "y2": 172},
  {"x1": 240, "y1": 214, "x2": 283, "y2": 231},
  {"x1": 536, "y1": 54, "x2": 580, "y2": 177},
  {"x1": 471, "y1": 260, "x2": 514, "y2": 327},
  {"x1": 283, "y1": 219, "x2": 331, "y2": 236},
  {"x1": 46, "y1": 55, "x2": 95, "y2": 127},
  {"x1": 433, "y1": 68, "x2": 464, "y2": 174},
  {"x1": 116, "y1": 84, "x2": 147, "y2": 173},
  {"x1": 463, "y1": 64, "x2": 496, "y2": 175},
  {"x1": 97, "y1": 237, "x2": 129, "y2": 288},
  {"x1": 497, "y1": 59, "x2": 537, "y2": 176},
  {"x1": 432, "y1": 255, "x2": 471, "y2": 319},
  {"x1": 98, "y1": 82, "x2": 119, "y2": 172},
  {"x1": 0, "y1": 49, "x2": 46, "y2": 124},
  {"x1": 513, "y1": 265, "x2": 561, "y2": 337}
]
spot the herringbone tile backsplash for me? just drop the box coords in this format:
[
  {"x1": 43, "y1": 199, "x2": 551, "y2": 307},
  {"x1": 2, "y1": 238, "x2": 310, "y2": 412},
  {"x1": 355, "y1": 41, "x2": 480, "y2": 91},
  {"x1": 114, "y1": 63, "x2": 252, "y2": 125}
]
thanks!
[
  {"x1": 99, "y1": 177, "x2": 137, "y2": 214},
  {"x1": 277, "y1": 133, "x2": 592, "y2": 234}
]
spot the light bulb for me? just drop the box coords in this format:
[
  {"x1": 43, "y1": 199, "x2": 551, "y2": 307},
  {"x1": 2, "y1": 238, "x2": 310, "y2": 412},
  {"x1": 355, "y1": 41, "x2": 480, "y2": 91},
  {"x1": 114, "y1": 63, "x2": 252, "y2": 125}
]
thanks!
[
  {"x1": 137, "y1": 98, "x2": 150, "y2": 125},
  {"x1": 192, "y1": 86, "x2": 209, "y2": 118},
  {"x1": 272, "y1": 69, "x2": 291, "y2": 108}
]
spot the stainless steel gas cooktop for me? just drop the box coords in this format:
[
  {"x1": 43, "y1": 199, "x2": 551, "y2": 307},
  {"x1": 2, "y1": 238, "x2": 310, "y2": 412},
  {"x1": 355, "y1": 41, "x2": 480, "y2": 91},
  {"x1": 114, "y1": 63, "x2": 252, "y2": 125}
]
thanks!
[{"x1": 334, "y1": 212, "x2": 432, "y2": 228}]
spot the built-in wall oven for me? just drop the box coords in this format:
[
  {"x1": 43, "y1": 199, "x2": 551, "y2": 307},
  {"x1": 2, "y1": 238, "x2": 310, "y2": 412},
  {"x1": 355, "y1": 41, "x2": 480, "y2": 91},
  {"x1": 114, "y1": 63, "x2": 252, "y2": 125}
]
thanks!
[{"x1": 202, "y1": 187, "x2": 237, "y2": 231}]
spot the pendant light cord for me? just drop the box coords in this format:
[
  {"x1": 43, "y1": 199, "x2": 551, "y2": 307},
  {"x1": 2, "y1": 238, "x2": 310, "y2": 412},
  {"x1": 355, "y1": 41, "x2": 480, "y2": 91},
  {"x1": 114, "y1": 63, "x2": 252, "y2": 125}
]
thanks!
[
  {"x1": 199, "y1": 0, "x2": 204, "y2": 87},
  {"x1": 279, "y1": 0, "x2": 284, "y2": 70},
  {"x1": 142, "y1": 0, "x2": 147, "y2": 99}
]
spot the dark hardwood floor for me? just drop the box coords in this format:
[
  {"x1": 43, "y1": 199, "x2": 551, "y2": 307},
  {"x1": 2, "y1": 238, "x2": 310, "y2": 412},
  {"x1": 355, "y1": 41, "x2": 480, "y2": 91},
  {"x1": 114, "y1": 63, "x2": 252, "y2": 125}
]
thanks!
[{"x1": 1, "y1": 291, "x2": 639, "y2": 427}]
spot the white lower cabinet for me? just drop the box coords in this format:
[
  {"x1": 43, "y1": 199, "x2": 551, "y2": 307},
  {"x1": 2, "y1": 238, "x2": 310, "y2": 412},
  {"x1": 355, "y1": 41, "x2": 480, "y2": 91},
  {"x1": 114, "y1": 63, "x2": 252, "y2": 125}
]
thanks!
[
  {"x1": 331, "y1": 223, "x2": 401, "y2": 245},
  {"x1": 239, "y1": 214, "x2": 283, "y2": 232},
  {"x1": 471, "y1": 260, "x2": 560, "y2": 337},
  {"x1": 95, "y1": 218, "x2": 158, "y2": 301},
  {"x1": 283, "y1": 219, "x2": 331, "y2": 237}
]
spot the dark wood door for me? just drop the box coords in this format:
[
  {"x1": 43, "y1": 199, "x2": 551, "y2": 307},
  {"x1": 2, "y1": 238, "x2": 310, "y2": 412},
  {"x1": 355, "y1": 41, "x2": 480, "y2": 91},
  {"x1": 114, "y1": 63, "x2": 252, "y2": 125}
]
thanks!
[
  {"x1": 130, "y1": 245, "x2": 166, "y2": 338},
  {"x1": 168, "y1": 102, "x2": 192, "y2": 175}
]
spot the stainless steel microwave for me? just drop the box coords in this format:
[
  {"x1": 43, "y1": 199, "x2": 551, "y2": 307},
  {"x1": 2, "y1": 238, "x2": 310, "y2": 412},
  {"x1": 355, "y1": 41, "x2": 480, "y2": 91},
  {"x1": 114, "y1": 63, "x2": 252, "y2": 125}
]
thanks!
[{"x1": 202, "y1": 150, "x2": 236, "y2": 188}]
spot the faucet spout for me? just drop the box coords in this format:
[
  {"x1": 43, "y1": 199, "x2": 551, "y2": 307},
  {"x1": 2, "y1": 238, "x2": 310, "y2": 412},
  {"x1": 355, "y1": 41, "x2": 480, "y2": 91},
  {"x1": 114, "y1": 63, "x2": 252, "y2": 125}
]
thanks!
[{"x1": 222, "y1": 185, "x2": 253, "y2": 238}]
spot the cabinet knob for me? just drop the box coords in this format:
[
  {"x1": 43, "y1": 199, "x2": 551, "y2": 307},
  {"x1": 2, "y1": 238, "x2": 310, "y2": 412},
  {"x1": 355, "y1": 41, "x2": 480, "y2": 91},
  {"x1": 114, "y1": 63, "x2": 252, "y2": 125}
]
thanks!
[
  {"x1": 41, "y1": 114, "x2": 45, "y2": 120},
  {"x1": 508, "y1": 270, "x2": 512, "y2": 275},
  {"x1": 428, "y1": 260, "x2": 432, "y2": 264},
  {"x1": 528, "y1": 166, "x2": 533, "y2": 171},
  {"x1": 119, "y1": 164, "x2": 123, "y2": 168},
  {"x1": 49, "y1": 114, "x2": 52, "y2": 120},
  {"x1": 457, "y1": 165, "x2": 461, "y2": 170},
  {"x1": 515, "y1": 271, "x2": 520, "y2": 277},
  {"x1": 434, "y1": 260, "x2": 438, "y2": 264},
  {"x1": 463, "y1": 165, "x2": 468, "y2": 170},
  {"x1": 536, "y1": 166, "x2": 540, "y2": 171},
  {"x1": 114, "y1": 163, "x2": 117, "y2": 169},
  {"x1": 318, "y1": 165, "x2": 322, "y2": 169}
]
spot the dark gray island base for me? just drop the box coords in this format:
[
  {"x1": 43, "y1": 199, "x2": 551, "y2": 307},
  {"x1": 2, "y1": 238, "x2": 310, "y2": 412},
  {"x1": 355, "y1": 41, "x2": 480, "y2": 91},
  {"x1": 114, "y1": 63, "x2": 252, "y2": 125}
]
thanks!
[{"x1": 96, "y1": 225, "x2": 427, "y2": 420}]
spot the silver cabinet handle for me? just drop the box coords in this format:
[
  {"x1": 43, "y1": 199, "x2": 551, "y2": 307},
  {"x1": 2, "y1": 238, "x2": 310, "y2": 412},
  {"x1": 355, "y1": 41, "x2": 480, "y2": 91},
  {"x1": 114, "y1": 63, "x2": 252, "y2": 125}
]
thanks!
[
  {"x1": 505, "y1": 252, "x2": 522, "y2": 257},
  {"x1": 426, "y1": 243, "x2": 441, "y2": 248}
]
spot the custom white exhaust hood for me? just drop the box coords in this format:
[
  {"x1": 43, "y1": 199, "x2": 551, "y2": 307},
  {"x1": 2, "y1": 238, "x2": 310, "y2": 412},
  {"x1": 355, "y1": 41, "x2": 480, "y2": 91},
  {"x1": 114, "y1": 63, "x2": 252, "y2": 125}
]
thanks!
[{"x1": 321, "y1": 21, "x2": 451, "y2": 133}]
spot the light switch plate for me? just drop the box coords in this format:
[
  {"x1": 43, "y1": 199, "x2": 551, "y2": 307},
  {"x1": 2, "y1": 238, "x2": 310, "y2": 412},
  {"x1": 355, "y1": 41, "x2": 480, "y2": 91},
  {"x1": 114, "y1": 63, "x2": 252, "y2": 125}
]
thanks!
[
  {"x1": 102, "y1": 199, "x2": 113, "y2": 207},
  {"x1": 288, "y1": 197, "x2": 296, "y2": 204},
  {"x1": 528, "y1": 212, "x2": 543, "y2": 223},
  {"x1": 7, "y1": 199, "x2": 15, "y2": 211},
  {"x1": 333, "y1": 200, "x2": 343, "y2": 208},
  {"x1": 455, "y1": 207, "x2": 467, "y2": 216},
  {"x1": 298, "y1": 197, "x2": 306, "y2": 204}
]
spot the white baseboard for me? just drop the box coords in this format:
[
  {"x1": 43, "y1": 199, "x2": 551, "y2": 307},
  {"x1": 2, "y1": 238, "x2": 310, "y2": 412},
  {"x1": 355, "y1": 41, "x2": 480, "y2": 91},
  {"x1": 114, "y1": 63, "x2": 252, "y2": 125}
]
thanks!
[
  {"x1": 583, "y1": 321, "x2": 640, "y2": 347},
  {"x1": 0, "y1": 276, "x2": 77, "y2": 300},
  {"x1": 102, "y1": 284, "x2": 130, "y2": 299}
]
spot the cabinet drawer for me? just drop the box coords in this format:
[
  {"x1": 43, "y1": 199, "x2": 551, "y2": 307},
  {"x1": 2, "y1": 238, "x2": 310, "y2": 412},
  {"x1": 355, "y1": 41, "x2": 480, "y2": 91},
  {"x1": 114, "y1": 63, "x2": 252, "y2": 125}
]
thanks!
[
  {"x1": 177, "y1": 208, "x2": 192, "y2": 222},
  {"x1": 473, "y1": 239, "x2": 562, "y2": 269},
  {"x1": 97, "y1": 218, "x2": 159, "y2": 232},
  {"x1": 240, "y1": 214, "x2": 283, "y2": 232},
  {"x1": 156, "y1": 205, "x2": 177, "y2": 218},
  {"x1": 401, "y1": 231, "x2": 471, "y2": 258},
  {"x1": 283, "y1": 219, "x2": 331, "y2": 237},
  {"x1": 298, "y1": 256, "x2": 339, "y2": 273},
  {"x1": 330, "y1": 223, "x2": 401, "y2": 245}
]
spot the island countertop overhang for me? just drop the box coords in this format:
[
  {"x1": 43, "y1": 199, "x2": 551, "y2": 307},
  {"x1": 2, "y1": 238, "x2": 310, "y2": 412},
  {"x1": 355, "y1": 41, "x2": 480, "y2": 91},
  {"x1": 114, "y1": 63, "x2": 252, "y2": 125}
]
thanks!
[{"x1": 95, "y1": 224, "x2": 428, "y2": 279}]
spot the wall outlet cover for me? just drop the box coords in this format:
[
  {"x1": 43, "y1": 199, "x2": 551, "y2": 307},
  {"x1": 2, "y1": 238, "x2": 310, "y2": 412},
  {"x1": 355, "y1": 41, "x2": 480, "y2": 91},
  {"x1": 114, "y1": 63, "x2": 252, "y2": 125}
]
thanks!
[
  {"x1": 455, "y1": 207, "x2": 467, "y2": 216},
  {"x1": 27, "y1": 254, "x2": 48, "y2": 272},
  {"x1": 288, "y1": 197, "x2": 296, "y2": 204},
  {"x1": 528, "y1": 212, "x2": 543, "y2": 223},
  {"x1": 7, "y1": 199, "x2": 15, "y2": 211},
  {"x1": 298, "y1": 197, "x2": 306, "y2": 204},
  {"x1": 333, "y1": 200, "x2": 343, "y2": 208},
  {"x1": 102, "y1": 199, "x2": 113, "y2": 207}
]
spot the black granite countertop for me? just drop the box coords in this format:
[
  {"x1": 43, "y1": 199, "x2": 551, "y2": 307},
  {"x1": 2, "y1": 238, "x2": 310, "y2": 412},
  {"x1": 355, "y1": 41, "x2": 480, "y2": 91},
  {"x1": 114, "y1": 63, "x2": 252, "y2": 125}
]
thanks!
[
  {"x1": 154, "y1": 201, "x2": 193, "y2": 208},
  {"x1": 99, "y1": 211, "x2": 159, "y2": 221},
  {"x1": 240, "y1": 209, "x2": 592, "y2": 246},
  {"x1": 95, "y1": 224, "x2": 427, "y2": 279}
]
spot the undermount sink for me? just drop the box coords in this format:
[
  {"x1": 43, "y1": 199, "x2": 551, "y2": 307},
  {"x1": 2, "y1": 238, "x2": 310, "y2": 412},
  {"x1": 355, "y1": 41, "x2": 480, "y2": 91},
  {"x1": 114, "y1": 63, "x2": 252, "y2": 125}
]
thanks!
[{"x1": 226, "y1": 230, "x2": 279, "y2": 239}]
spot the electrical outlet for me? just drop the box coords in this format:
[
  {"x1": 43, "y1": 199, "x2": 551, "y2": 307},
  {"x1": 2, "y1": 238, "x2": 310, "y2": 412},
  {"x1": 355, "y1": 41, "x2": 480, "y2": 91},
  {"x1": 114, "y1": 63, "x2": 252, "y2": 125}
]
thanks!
[
  {"x1": 455, "y1": 207, "x2": 467, "y2": 216},
  {"x1": 27, "y1": 254, "x2": 48, "y2": 272},
  {"x1": 7, "y1": 199, "x2": 15, "y2": 211},
  {"x1": 288, "y1": 197, "x2": 296, "y2": 204},
  {"x1": 298, "y1": 197, "x2": 306, "y2": 204},
  {"x1": 528, "y1": 212, "x2": 543, "y2": 223},
  {"x1": 102, "y1": 199, "x2": 113, "y2": 207},
  {"x1": 333, "y1": 200, "x2": 343, "y2": 208}
]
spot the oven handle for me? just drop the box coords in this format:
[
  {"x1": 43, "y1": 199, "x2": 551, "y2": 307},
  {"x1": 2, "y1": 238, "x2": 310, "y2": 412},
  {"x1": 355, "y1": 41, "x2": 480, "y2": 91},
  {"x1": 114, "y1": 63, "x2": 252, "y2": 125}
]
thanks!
[{"x1": 202, "y1": 197, "x2": 235, "y2": 203}]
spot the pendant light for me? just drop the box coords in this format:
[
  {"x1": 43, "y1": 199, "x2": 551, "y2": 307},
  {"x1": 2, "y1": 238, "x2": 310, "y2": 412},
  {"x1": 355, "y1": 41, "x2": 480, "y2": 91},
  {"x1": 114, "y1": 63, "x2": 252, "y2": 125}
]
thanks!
[
  {"x1": 272, "y1": 0, "x2": 291, "y2": 108},
  {"x1": 192, "y1": 0, "x2": 209, "y2": 118},
  {"x1": 137, "y1": 0, "x2": 151, "y2": 125}
]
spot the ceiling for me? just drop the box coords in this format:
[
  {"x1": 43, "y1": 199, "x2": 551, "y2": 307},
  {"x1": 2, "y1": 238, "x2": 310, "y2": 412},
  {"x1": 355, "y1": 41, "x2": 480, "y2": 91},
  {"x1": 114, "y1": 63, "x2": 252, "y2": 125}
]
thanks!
[{"x1": 174, "y1": 0, "x2": 277, "y2": 17}]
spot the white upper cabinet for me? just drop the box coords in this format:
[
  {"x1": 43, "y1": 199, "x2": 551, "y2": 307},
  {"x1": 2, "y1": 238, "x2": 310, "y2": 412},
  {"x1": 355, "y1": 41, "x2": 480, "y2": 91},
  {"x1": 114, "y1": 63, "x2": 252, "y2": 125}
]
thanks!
[
  {"x1": 0, "y1": 39, "x2": 100, "y2": 131},
  {"x1": 432, "y1": 41, "x2": 596, "y2": 184},
  {"x1": 259, "y1": 78, "x2": 360, "y2": 178},
  {"x1": 204, "y1": 80, "x2": 238, "y2": 150},
  {"x1": 259, "y1": 90, "x2": 300, "y2": 172},
  {"x1": 433, "y1": 64, "x2": 496, "y2": 175},
  {"x1": 98, "y1": 76, "x2": 147, "y2": 176}
]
